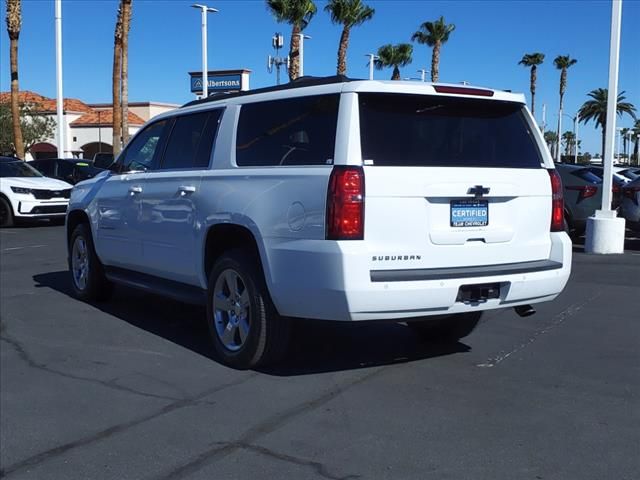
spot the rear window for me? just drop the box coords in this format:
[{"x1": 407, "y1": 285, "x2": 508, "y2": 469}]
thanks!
[
  {"x1": 572, "y1": 168, "x2": 603, "y2": 184},
  {"x1": 358, "y1": 93, "x2": 542, "y2": 168},
  {"x1": 236, "y1": 94, "x2": 339, "y2": 167}
]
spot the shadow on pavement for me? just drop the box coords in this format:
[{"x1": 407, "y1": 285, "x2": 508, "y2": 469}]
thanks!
[{"x1": 33, "y1": 271, "x2": 469, "y2": 376}]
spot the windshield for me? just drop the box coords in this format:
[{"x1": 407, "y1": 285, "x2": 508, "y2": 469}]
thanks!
[
  {"x1": 358, "y1": 93, "x2": 543, "y2": 168},
  {"x1": 0, "y1": 160, "x2": 43, "y2": 178}
]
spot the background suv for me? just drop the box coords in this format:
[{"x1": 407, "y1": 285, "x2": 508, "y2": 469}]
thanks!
[
  {"x1": 0, "y1": 156, "x2": 72, "y2": 227},
  {"x1": 66, "y1": 77, "x2": 571, "y2": 369}
]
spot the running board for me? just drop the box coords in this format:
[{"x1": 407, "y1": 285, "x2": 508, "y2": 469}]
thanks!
[{"x1": 104, "y1": 267, "x2": 207, "y2": 305}]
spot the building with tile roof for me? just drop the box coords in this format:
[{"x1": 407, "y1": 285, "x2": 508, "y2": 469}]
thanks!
[{"x1": 0, "y1": 91, "x2": 178, "y2": 159}]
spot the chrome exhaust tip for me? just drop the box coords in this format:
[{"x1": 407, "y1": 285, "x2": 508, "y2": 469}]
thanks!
[{"x1": 514, "y1": 305, "x2": 536, "y2": 317}]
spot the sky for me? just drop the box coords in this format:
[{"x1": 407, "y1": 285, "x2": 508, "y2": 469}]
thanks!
[{"x1": 0, "y1": 0, "x2": 639, "y2": 155}]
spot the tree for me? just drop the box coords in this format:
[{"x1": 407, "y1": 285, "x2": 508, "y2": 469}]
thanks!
[
  {"x1": 0, "y1": 101, "x2": 56, "y2": 156},
  {"x1": 544, "y1": 130, "x2": 558, "y2": 159},
  {"x1": 518, "y1": 52, "x2": 544, "y2": 116},
  {"x1": 267, "y1": 0, "x2": 317, "y2": 81},
  {"x1": 632, "y1": 119, "x2": 640, "y2": 165},
  {"x1": 5, "y1": 0, "x2": 24, "y2": 159},
  {"x1": 553, "y1": 55, "x2": 577, "y2": 157},
  {"x1": 374, "y1": 43, "x2": 412, "y2": 80},
  {"x1": 120, "y1": 0, "x2": 132, "y2": 145},
  {"x1": 112, "y1": 2, "x2": 124, "y2": 155},
  {"x1": 578, "y1": 88, "x2": 636, "y2": 158},
  {"x1": 562, "y1": 130, "x2": 576, "y2": 157},
  {"x1": 324, "y1": 0, "x2": 374, "y2": 76},
  {"x1": 411, "y1": 16, "x2": 455, "y2": 83},
  {"x1": 620, "y1": 127, "x2": 630, "y2": 160}
]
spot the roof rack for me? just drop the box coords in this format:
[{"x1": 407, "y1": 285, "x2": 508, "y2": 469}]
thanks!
[{"x1": 181, "y1": 75, "x2": 358, "y2": 108}]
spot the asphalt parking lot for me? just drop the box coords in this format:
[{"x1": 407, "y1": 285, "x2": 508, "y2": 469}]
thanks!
[{"x1": 1, "y1": 225, "x2": 639, "y2": 480}]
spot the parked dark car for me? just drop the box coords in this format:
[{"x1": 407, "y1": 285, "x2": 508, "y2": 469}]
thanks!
[
  {"x1": 616, "y1": 167, "x2": 640, "y2": 182},
  {"x1": 555, "y1": 163, "x2": 611, "y2": 238},
  {"x1": 92, "y1": 153, "x2": 115, "y2": 169},
  {"x1": 27, "y1": 158, "x2": 105, "y2": 185},
  {"x1": 584, "y1": 165, "x2": 625, "y2": 207},
  {"x1": 620, "y1": 177, "x2": 640, "y2": 232}
]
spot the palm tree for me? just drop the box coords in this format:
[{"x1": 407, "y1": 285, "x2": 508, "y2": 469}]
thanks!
[
  {"x1": 553, "y1": 55, "x2": 577, "y2": 159},
  {"x1": 578, "y1": 88, "x2": 636, "y2": 158},
  {"x1": 620, "y1": 127, "x2": 630, "y2": 160},
  {"x1": 267, "y1": 0, "x2": 317, "y2": 81},
  {"x1": 562, "y1": 131, "x2": 576, "y2": 156},
  {"x1": 411, "y1": 16, "x2": 455, "y2": 83},
  {"x1": 544, "y1": 130, "x2": 558, "y2": 159},
  {"x1": 5, "y1": 0, "x2": 24, "y2": 159},
  {"x1": 324, "y1": 0, "x2": 374, "y2": 76},
  {"x1": 518, "y1": 52, "x2": 544, "y2": 116},
  {"x1": 120, "y1": 0, "x2": 132, "y2": 146},
  {"x1": 374, "y1": 44, "x2": 413, "y2": 80},
  {"x1": 632, "y1": 119, "x2": 640, "y2": 166},
  {"x1": 112, "y1": 2, "x2": 123, "y2": 155}
]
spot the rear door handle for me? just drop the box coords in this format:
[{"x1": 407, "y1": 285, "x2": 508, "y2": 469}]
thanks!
[
  {"x1": 128, "y1": 186, "x2": 143, "y2": 195},
  {"x1": 178, "y1": 185, "x2": 196, "y2": 195}
]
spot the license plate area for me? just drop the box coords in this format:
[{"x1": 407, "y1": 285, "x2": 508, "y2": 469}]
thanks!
[
  {"x1": 450, "y1": 199, "x2": 488, "y2": 227},
  {"x1": 456, "y1": 283, "x2": 501, "y2": 304}
]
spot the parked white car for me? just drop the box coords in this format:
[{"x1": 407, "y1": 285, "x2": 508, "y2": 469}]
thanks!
[
  {"x1": 0, "y1": 156, "x2": 72, "y2": 227},
  {"x1": 66, "y1": 76, "x2": 572, "y2": 369}
]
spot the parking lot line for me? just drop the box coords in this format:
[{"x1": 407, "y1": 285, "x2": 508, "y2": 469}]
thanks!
[
  {"x1": 2, "y1": 244, "x2": 47, "y2": 252},
  {"x1": 476, "y1": 291, "x2": 602, "y2": 368}
]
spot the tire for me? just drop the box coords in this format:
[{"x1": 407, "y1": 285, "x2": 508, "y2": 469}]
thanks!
[
  {"x1": 206, "y1": 248, "x2": 290, "y2": 369},
  {"x1": 68, "y1": 223, "x2": 113, "y2": 302},
  {"x1": 0, "y1": 197, "x2": 14, "y2": 227},
  {"x1": 407, "y1": 312, "x2": 482, "y2": 343}
]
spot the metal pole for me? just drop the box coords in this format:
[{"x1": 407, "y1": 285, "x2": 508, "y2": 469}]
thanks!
[
  {"x1": 557, "y1": 109, "x2": 562, "y2": 163},
  {"x1": 55, "y1": 0, "x2": 64, "y2": 158},
  {"x1": 298, "y1": 34, "x2": 304, "y2": 77},
  {"x1": 601, "y1": 0, "x2": 622, "y2": 212},
  {"x1": 541, "y1": 103, "x2": 546, "y2": 133},
  {"x1": 365, "y1": 54, "x2": 377, "y2": 80},
  {"x1": 201, "y1": 7, "x2": 208, "y2": 98},
  {"x1": 574, "y1": 115, "x2": 579, "y2": 164}
]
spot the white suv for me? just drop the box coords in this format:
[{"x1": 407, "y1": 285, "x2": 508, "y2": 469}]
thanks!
[
  {"x1": 66, "y1": 77, "x2": 572, "y2": 369},
  {"x1": 1, "y1": 156, "x2": 72, "y2": 227}
]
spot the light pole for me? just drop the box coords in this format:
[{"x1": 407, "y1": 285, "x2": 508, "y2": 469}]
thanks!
[
  {"x1": 296, "y1": 33, "x2": 311, "y2": 78},
  {"x1": 585, "y1": 0, "x2": 625, "y2": 255},
  {"x1": 55, "y1": 0, "x2": 65, "y2": 158},
  {"x1": 191, "y1": 4, "x2": 218, "y2": 99},
  {"x1": 365, "y1": 53, "x2": 378, "y2": 80},
  {"x1": 417, "y1": 68, "x2": 429, "y2": 82}
]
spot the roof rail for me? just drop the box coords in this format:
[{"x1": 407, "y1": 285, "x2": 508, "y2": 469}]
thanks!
[{"x1": 181, "y1": 75, "x2": 358, "y2": 108}]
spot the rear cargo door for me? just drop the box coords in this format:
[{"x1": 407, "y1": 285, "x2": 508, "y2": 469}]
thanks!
[{"x1": 358, "y1": 93, "x2": 552, "y2": 270}]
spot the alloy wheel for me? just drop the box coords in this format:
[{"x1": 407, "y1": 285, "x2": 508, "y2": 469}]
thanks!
[{"x1": 212, "y1": 269, "x2": 251, "y2": 352}]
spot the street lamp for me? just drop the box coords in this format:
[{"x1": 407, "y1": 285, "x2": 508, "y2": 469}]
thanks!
[
  {"x1": 296, "y1": 33, "x2": 311, "y2": 78},
  {"x1": 365, "y1": 53, "x2": 378, "y2": 80},
  {"x1": 417, "y1": 68, "x2": 429, "y2": 82},
  {"x1": 558, "y1": 112, "x2": 579, "y2": 163},
  {"x1": 191, "y1": 4, "x2": 219, "y2": 99}
]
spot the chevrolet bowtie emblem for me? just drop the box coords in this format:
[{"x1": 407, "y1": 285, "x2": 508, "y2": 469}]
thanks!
[{"x1": 467, "y1": 185, "x2": 490, "y2": 198}]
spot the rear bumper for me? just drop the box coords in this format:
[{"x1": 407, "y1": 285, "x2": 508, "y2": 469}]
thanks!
[{"x1": 266, "y1": 233, "x2": 572, "y2": 321}]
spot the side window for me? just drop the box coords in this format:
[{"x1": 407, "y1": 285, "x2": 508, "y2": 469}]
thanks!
[
  {"x1": 235, "y1": 94, "x2": 339, "y2": 167},
  {"x1": 56, "y1": 161, "x2": 74, "y2": 181},
  {"x1": 160, "y1": 110, "x2": 222, "y2": 170},
  {"x1": 33, "y1": 160, "x2": 54, "y2": 176},
  {"x1": 120, "y1": 120, "x2": 168, "y2": 172}
]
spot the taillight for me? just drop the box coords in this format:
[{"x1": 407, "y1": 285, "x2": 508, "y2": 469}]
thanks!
[
  {"x1": 566, "y1": 184, "x2": 598, "y2": 203},
  {"x1": 548, "y1": 169, "x2": 564, "y2": 232},
  {"x1": 623, "y1": 186, "x2": 640, "y2": 205},
  {"x1": 326, "y1": 166, "x2": 364, "y2": 240}
]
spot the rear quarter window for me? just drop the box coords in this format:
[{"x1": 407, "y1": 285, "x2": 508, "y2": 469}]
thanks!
[
  {"x1": 235, "y1": 94, "x2": 339, "y2": 167},
  {"x1": 359, "y1": 93, "x2": 543, "y2": 168}
]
